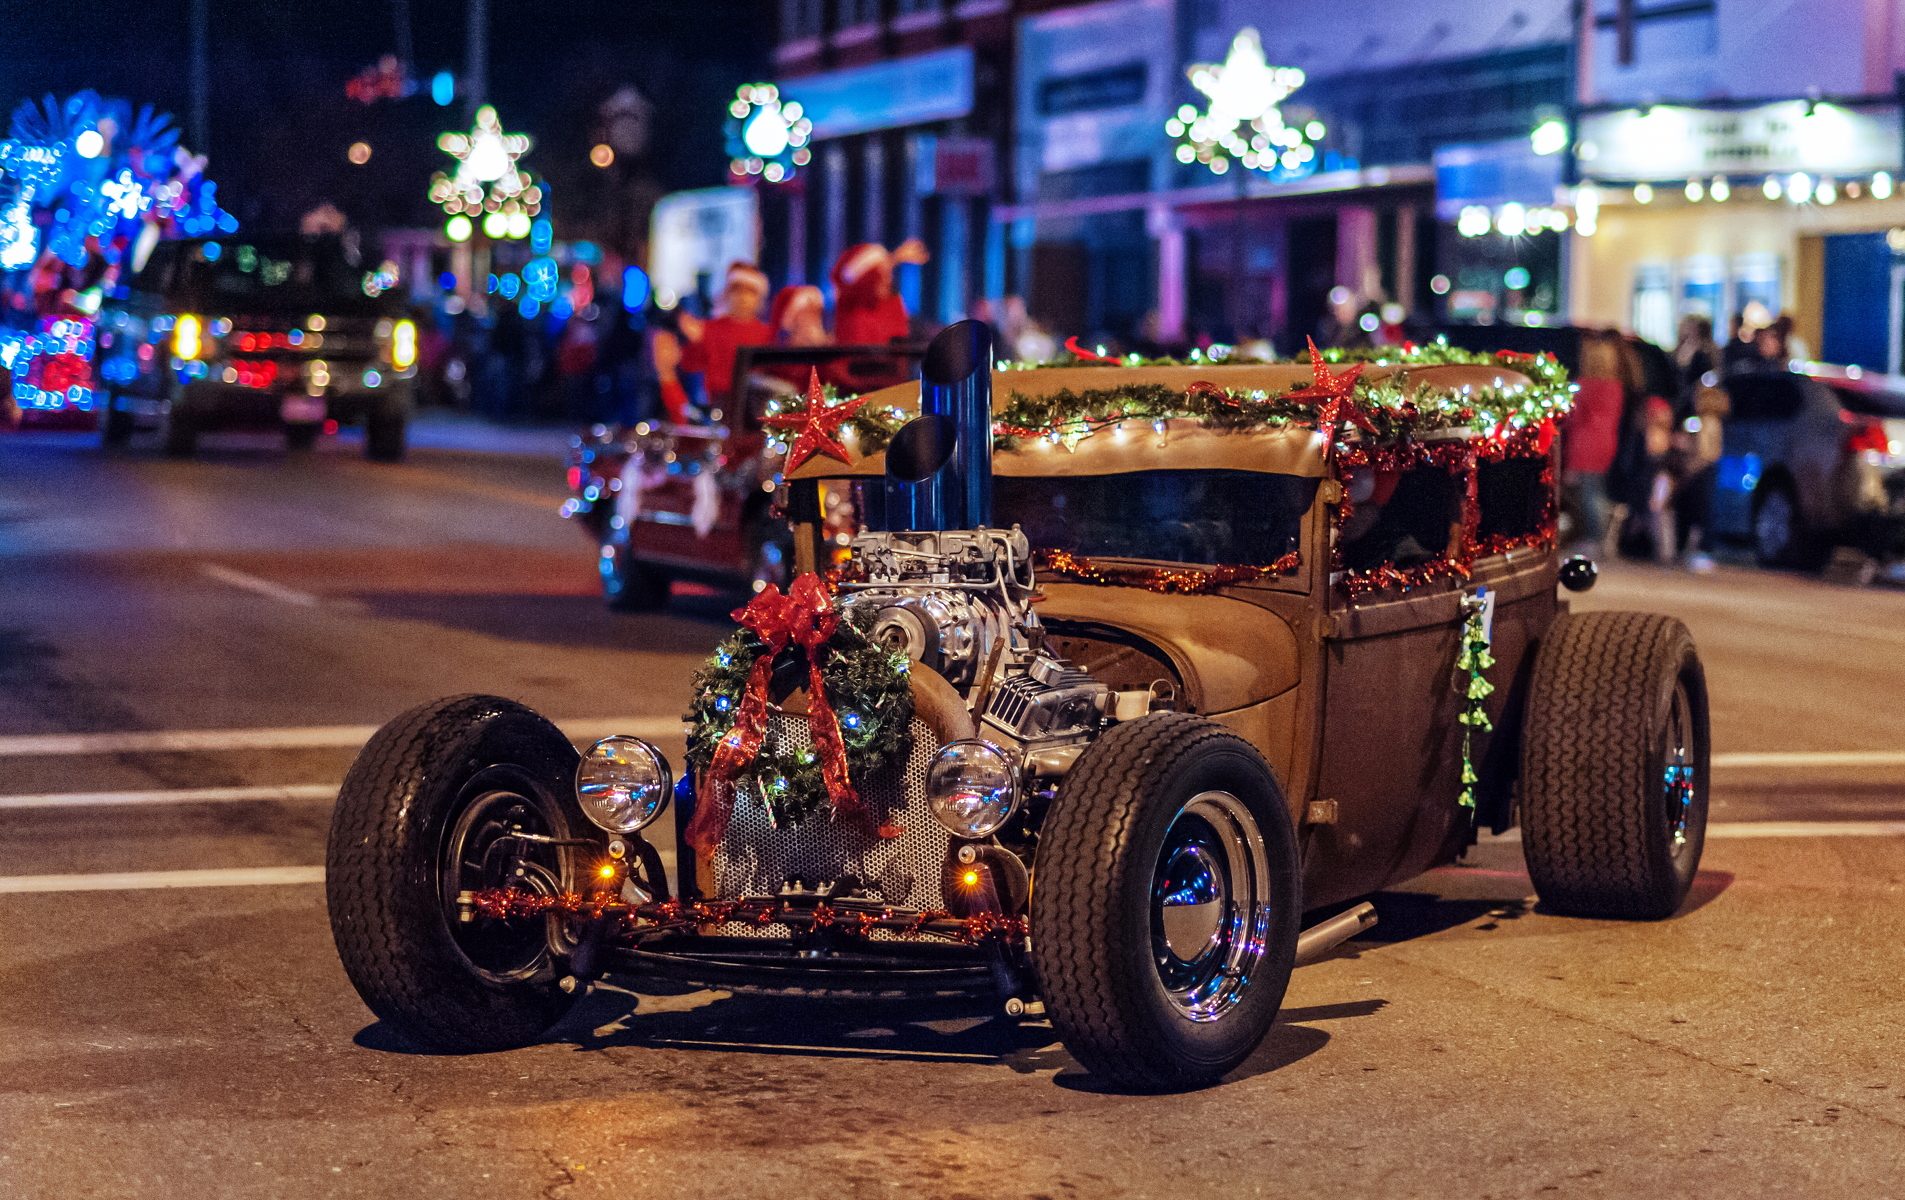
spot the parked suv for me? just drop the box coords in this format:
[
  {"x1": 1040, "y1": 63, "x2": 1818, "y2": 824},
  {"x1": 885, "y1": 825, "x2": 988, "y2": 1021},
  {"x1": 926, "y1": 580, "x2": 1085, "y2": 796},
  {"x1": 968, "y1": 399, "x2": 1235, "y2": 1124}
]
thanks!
[
  {"x1": 95, "y1": 235, "x2": 417, "y2": 459},
  {"x1": 1712, "y1": 363, "x2": 1905, "y2": 568},
  {"x1": 327, "y1": 326, "x2": 1710, "y2": 1088}
]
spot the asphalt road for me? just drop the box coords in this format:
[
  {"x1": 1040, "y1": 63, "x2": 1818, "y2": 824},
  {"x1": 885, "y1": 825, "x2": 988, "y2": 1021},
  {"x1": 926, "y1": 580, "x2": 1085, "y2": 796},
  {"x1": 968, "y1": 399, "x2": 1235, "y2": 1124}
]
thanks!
[{"x1": 3, "y1": 424, "x2": 1904, "y2": 1198}]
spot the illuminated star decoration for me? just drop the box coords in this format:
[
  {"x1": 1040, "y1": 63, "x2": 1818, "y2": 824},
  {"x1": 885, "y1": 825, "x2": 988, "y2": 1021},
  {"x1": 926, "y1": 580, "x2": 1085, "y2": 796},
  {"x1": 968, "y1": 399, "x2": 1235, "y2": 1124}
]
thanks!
[
  {"x1": 1166, "y1": 27, "x2": 1321, "y2": 179},
  {"x1": 1285, "y1": 338, "x2": 1371, "y2": 435},
  {"x1": 428, "y1": 105, "x2": 540, "y2": 234},
  {"x1": 764, "y1": 369, "x2": 865, "y2": 471}
]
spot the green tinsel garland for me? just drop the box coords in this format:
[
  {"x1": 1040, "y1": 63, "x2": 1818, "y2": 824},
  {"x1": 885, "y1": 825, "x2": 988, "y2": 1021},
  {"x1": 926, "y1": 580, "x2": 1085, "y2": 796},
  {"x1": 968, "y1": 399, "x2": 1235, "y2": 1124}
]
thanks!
[
  {"x1": 1453, "y1": 602, "x2": 1497, "y2": 810},
  {"x1": 684, "y1": 608, "x2": 915, "y2": 828},
  {"x1": 777, "y1": 343, "x2": 1572, "y2": 456}
]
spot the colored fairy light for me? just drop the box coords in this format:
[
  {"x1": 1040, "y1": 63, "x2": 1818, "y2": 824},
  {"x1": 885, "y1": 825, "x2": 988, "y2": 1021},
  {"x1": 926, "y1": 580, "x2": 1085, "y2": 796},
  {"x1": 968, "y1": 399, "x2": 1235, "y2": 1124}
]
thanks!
[
  {"x1": 724, "y1": 83, "x2": 809, "y2": 181},
  {"x1": 431, "y1": 71, "x2": 455, "y2": 107}
]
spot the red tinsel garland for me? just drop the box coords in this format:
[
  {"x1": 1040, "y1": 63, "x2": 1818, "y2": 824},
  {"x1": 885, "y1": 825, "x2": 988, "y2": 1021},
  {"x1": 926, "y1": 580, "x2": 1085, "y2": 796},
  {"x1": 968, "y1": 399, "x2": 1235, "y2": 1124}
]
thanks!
[
  {"x1": 1034, "y1": 548, "x2": 1301, "y2": 595},
  {"x1": 469, "y1": 888, "x2": 1029, "y2": 947}
]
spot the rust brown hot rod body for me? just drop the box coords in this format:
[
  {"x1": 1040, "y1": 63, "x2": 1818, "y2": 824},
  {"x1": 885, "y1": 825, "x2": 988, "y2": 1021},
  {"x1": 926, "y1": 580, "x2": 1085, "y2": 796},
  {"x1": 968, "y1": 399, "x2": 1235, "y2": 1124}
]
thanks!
[{"x1": 326, "y1": 323, "x2": 1710, "y2": 1088}]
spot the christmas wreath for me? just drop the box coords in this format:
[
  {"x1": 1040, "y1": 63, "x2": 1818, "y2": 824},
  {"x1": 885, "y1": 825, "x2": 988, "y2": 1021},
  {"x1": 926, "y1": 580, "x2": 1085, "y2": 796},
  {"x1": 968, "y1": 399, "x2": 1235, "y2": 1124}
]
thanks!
[{"x1": 683, "y1": 574, "x2": 914, "y2": 851}]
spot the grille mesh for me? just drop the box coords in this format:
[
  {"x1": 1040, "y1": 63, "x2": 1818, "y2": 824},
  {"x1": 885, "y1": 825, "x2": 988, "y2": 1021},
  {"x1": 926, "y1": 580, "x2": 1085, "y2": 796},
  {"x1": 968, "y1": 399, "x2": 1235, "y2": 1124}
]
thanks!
[{"x1": 711, "y1": 715, "x2": 950, "y2": 933}]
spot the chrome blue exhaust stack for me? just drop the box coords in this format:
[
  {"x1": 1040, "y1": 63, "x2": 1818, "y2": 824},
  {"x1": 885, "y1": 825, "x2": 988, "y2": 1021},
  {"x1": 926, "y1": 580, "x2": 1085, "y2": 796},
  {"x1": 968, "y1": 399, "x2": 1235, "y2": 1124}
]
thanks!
[{"x1": 880, "y1": 319, "x2": 993, "y2": 532}]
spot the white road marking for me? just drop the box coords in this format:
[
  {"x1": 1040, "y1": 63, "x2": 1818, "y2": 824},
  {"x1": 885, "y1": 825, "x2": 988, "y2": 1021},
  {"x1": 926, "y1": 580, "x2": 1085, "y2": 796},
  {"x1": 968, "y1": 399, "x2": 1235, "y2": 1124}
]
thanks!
[
  {"x1": 0, "y1": 785, "x2": 339, "y2": 810},
  {"x1": 1712, "y1": 751, "x2": 1905, "y2": 769},
  {"x1": 1481, "y1": 821, "x2": 1905, "y2": 844},
  {"x1": 198, "y1": 563, "x2": 322, "y2": 607},
  {"x1": 0, "y1": 866, "x2": 326, "y2": 893},
  {"x1": 0, "y1": 717, "x2": 686, "y2": 757}
]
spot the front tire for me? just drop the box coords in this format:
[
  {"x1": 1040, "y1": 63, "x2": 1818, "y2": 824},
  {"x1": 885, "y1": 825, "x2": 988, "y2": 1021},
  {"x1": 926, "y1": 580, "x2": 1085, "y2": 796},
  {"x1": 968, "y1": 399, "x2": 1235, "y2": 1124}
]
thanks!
[
  {"x1": 1032, "y1": 714, "x2": 1301, "y2": 1089},
  {"x1": 1520, "y1": 611, "x2": 1710, "y2": 919},
  {"x1": 325, "y1": 695, "x2": 595, "y2": 1052}
]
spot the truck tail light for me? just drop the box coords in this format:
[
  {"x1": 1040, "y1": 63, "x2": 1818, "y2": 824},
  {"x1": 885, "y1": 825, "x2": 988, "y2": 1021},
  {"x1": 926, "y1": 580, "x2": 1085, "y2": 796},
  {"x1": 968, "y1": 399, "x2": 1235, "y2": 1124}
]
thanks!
[
  {"x1": 173, "y1": 314, "x2": 202, "y2": 360},
  {"x1": 392, "y1": 319, "x2": 417, "y2": 370},
  {"x1": 1845, "y1": 415, "x2": 1890, "y2": 457}
]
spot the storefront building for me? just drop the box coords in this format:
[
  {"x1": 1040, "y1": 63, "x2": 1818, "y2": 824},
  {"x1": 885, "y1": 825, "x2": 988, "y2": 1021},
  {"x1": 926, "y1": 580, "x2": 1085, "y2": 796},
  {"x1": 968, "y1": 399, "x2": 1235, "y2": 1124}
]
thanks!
[{"x1": 1563, "y1": 0, "x2": 1905, "y2": 364}]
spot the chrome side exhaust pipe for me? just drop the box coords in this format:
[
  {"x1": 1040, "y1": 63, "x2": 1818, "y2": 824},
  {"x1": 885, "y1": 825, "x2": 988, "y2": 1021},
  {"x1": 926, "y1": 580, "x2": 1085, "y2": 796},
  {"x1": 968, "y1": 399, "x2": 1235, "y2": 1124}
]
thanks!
[{"x1": 1294, "y1": 901, "x2": 1378, "y2": 967}]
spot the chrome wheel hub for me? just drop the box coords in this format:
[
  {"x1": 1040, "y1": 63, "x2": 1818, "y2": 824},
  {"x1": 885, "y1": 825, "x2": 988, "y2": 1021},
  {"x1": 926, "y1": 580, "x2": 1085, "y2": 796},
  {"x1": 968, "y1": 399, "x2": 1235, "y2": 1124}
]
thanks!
[
  {"x1": 1151, "y1": 790, "x2": 1271, "y2": 1023},
  {"x1": 1664, "y1": 680, "x2": 1695, "y2": 856}
]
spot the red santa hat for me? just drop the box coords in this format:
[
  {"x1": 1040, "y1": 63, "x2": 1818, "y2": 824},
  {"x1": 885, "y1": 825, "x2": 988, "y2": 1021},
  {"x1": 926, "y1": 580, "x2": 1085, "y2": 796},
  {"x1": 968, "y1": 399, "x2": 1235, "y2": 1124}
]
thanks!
[
  {"x1": 724, "y1": 260, "x2": 770, "y2": 296},
  {"x1": 831, "y1": 243, "x2": 889, "y2": 291},
  {"x1": 769, "y1": 283, "x2": 825, "y2": 332}
]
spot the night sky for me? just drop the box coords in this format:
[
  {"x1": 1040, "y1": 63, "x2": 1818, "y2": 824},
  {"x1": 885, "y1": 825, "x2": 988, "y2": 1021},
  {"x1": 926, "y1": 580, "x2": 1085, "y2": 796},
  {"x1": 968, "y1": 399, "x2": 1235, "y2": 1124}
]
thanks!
[{"x1": 0, "y1": 0, "x2": 771, "y2": 235}]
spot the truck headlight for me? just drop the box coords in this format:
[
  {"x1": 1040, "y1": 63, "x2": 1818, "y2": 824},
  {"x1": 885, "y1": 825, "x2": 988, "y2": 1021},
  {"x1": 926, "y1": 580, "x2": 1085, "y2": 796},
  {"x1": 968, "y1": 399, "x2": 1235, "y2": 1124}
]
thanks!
[
  {"x1": 173, "y1": 313, "x2": 202, "y2": 360},
  {"x1": 575, "y1": 736, "x2": 671, "y2": 833},
  {"x1": 927, "y1": 740, "x2": 1019, "y2": 838},
  {"x1": 392, "y1": 319, "x2": 416, "y2": 370}
]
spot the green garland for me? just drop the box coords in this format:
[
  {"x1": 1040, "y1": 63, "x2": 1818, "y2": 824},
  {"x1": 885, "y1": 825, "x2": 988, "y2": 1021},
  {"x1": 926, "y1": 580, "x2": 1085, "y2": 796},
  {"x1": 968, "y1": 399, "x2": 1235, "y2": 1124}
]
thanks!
[
  {"x1": 769, "y1": 342, "x2": 1572, "y2": 455},
  {"x1": 684, "y1": 608, "x2": 915, "y2": 828},
  {"x1": 1453, "y1": 602, "x2": 1496, "y2": 810}
]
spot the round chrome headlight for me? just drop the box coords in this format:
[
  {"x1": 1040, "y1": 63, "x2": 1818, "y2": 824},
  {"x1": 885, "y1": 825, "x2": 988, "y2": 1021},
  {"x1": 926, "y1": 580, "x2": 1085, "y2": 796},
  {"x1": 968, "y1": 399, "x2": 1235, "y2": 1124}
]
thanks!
[
  {"x1": 927, "y1": 739, "x2": 1020, "y2": 838},
  {"x1": 575, "y1": 736, "x2": 671, "y2": 833}
]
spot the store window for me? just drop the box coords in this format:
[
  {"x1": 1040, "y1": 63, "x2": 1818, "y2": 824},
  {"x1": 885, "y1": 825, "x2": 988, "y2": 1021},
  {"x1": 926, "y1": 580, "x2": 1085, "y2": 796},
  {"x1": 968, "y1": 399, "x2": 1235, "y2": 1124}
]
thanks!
[{"x1": 1631, "y1": 261, "x2": 1674, "y2": 348}]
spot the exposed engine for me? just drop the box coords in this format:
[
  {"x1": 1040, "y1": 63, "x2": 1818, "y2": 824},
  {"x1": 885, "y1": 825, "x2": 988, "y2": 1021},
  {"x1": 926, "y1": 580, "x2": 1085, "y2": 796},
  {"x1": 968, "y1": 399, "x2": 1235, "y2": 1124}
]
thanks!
[{"x1": 840, "y1": 525, "x2": 1112, "y2": 755}]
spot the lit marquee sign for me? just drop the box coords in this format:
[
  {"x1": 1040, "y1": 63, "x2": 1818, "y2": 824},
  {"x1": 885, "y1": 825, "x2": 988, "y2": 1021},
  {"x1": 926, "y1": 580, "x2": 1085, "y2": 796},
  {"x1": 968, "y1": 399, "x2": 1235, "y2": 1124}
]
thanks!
[{"x1": 1577, "y1": 101, "x2": 1902, "y2": 181}]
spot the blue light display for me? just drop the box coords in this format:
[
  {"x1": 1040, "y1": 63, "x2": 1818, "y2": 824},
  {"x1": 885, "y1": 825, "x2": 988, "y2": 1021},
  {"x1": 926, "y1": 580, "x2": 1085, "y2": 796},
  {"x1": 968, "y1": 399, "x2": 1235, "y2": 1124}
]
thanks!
[
  {"x1": 431, "y1": 71, "x2": 455, "y2": 107},
  {"x1": 622, "y1": 265, "x2": 649, "y2": 312},
  {"x1": 530, "y1": 217, "x2": 552, "y2": 253}
]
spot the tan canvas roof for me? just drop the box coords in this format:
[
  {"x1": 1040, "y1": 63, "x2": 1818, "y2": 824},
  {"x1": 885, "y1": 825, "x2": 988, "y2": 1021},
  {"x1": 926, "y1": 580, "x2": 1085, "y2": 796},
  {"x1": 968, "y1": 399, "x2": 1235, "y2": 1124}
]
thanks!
[{"x1": 786, "y1": 361, "x2": 1532, "y2": 481}]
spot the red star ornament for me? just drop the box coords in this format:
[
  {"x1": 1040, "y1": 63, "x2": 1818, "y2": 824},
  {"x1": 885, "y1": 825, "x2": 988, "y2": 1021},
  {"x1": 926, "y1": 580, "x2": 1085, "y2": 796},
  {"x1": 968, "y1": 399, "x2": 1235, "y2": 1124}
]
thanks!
[
  {"x1": 764, "y1": 369, "x2": 867, "y2": 471},
  {"x1": 1285, "y1": 338, "x2": 1373, "y2": 434}
]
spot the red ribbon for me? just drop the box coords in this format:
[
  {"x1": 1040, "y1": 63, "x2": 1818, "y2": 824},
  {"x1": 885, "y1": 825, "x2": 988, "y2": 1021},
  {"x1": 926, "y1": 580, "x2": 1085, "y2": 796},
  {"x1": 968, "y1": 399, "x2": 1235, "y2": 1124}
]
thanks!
[
  {"x1": 1064, "y1": 335, "x2": 1119, "y2": 362},
  {"x1": 684, "y1": 573, "x2": 864, "y2": 855}
]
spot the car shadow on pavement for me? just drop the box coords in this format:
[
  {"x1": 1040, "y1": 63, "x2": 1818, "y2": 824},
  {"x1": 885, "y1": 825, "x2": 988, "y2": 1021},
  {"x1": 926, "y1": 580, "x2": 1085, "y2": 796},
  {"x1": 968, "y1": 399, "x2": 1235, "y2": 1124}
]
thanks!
[
  {"x1": 349, "y1": 592, "x2": 734, "y2": 651},
  {"x1": 546, "y1": 983, "x2": 1079, "y2": 1074}
]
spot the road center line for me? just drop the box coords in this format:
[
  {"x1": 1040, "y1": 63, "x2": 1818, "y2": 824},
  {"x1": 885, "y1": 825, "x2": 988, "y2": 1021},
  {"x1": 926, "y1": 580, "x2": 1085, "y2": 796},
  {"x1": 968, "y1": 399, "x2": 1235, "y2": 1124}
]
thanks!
[
  {"x1": 199, "y1": 562, "x2": 323, "y2": 607},
  {"x1": 0, "y1": 785, "x2": 339, "y2": 810},
  {"x1": 0, "y1": 718, "x2": 686, "y2": 757},
  {"x1": 1710, "y1": 751, "x2": 1905, "y2": 769},
  {"x1": 0, "y1": 866, "x2": 326, "y2": 893},
  {"x1": 1481, "y1": 821, "x2": 1905, "y2": 844}
]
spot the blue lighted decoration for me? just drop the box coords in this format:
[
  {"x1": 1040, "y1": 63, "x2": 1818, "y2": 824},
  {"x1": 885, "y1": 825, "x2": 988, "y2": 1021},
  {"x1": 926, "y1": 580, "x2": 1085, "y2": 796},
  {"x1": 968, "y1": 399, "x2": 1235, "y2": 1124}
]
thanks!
[
  {"x1": 622, "y1": 265, "x2": 649, "y2": 312},
  {"x1": 530, "y1": 216, "x2": 552, "y2": 253},
  {"x1": 522, "y1": 255, "x2": 559, "y2": 303},
  {"x1": 431, "y1": 71, "x2": 455, "y2": 107}
]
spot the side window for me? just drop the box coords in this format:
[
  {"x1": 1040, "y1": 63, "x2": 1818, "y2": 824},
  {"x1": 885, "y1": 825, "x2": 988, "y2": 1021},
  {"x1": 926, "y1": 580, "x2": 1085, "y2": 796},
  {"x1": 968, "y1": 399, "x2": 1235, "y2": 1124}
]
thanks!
[
  {"x1": 1474, "y1": 458, "x2": 1548, "y2": 547},
  {"x1": 1337, "y1": 465, "x2": 1463, "y2": 572}
]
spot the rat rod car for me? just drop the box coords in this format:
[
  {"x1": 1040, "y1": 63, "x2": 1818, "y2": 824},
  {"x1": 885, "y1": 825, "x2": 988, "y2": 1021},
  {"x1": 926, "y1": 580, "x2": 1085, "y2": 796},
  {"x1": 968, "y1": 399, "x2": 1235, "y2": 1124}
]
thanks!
[{"x1": 327, "y1": 323, "x2": 1710, "y2": 1088}]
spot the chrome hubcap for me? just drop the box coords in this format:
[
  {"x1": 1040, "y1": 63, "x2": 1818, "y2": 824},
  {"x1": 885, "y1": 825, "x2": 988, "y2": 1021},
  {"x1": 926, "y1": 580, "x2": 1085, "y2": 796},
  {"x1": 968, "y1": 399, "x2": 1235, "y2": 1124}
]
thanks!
[
  {"x1": 1151, "y1": 790, "x2": 1271, "y2": 1023},
  {"x1": 441, "y1": 773, "x2": 570, "y2": 983},
  {"x1": 1664, "y1": 680, "x2": 1695, "y2": 856}
]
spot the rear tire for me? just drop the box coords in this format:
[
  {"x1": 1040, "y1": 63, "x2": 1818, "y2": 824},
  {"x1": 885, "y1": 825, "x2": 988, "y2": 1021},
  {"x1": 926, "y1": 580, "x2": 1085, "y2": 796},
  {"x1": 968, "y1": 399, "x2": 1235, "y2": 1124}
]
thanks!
[
  {"x1": 161, "y1": 402, "x2": 197, "y2": 457},
  {"x1": 1752, "y1": 479, "x2": 1819, "y2": 568},
  {"x1": 101, "y1": 393, "x2": 134, "y2": 447},
  {"x1": 325, "y1": 695, "x2": 595, "y2": 1052},
  {"x1": 601, "y1": 535, "x2": 670, "y2": 611},
  {"x1": 366, "y1": 406, "x2": 407, "y2": 462},
  {"x1": 1520, "y1": 611, "x2": 1710, "y2": 920},
  {"x1": 1032, "y1": 713, "x2": 1300, "y2": 1089}
]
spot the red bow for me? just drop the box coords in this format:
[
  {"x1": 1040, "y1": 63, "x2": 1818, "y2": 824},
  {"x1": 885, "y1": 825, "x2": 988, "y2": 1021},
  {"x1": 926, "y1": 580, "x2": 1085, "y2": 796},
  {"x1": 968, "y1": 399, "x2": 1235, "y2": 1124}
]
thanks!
[{"x1": 684, "y1": 573, "x2": 864, "y2": 854}]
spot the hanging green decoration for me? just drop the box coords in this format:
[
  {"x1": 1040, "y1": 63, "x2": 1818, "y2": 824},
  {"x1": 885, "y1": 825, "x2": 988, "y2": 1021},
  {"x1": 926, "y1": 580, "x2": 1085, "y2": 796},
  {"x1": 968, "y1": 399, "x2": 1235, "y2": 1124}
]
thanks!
[{"x1": 1453, "y1": 596, "x2": 1497, "y2": 810}]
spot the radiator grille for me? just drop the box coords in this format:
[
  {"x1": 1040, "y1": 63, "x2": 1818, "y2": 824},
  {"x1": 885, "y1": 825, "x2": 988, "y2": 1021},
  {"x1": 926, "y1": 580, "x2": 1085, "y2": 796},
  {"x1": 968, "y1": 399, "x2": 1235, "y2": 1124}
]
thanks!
[{"x1": 710, "y1": 714, "x2": 949, "y2": 932}]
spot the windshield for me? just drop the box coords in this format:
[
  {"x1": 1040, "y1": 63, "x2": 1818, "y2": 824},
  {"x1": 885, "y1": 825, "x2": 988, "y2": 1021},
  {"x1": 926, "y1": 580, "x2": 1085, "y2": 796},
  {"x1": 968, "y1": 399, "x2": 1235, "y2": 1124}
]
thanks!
[{"x1": 994, "y1": 469, "x2": 1318, "y2": 566}]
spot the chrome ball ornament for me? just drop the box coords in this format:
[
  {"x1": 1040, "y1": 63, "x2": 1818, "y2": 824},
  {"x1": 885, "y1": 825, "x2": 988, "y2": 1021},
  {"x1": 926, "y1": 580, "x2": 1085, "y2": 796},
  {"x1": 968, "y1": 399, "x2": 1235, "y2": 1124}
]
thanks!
[
  {"x1": 926, "y1": 739, "x2": 1020, "y2": 838},
  {"x1": 575, "y1": 736, "x2": 672, "y2": 833}
]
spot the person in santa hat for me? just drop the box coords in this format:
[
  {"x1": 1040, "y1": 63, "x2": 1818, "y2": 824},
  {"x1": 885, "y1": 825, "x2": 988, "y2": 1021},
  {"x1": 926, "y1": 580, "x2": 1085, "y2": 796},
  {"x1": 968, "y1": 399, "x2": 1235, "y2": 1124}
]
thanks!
[
  {"x1": 677, "y1": 260, "x2": 772, "y2": 417},
  {"x1": 760, "y1": 284, "x2": 832, "y2": 387},
  {"x1": 829, "y1": 239, "x2": 928, "y2": 389}
]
